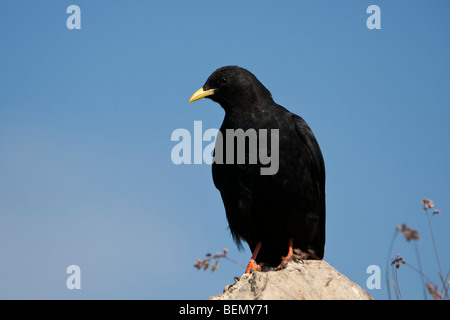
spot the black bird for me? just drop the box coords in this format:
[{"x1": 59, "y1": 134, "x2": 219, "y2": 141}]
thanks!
[{"x1": 189, "y1": 66, "x2": 325, "y2": 273}]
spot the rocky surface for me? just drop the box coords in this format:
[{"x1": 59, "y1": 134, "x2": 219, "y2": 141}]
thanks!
[{"x1": 210, "y1": 260, "x2": 373, "y2": 300}]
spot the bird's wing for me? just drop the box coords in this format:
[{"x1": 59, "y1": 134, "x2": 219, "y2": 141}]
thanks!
[
  {"x1": 291, "y1": 113, "x2": 326, "y2": 258},
  {"x1": 291, "y1": 114, "x2": 325, "y2": 187}
]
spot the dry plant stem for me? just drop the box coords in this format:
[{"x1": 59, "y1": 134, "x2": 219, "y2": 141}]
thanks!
[
  {"x1": 223, "y1": 256, "x2": 246, "y2": 268},
  {"x1": 413, "y1": 241, "x2": 427, "y2": 300},
  {"x1": 194, "y1": 248, "x2": 244, "y2": 273},
  {"x1": 425, "y1": 209, "x2": 443, "y2": 278},
  {"x1": 403, "y1": 262, "x2": 434, "y2": 285},
  {"x1": 393, "y1": 266, "x2": 402, "y2": 299},
  {"x1": 391, "y1": 254, "x2": 406, "y2": 300},
  {"x1": 386, "y1": 198, "x2": 448, "y2": 300},
  {"x1": 386, "y1": 231, "x2": 398, "y2": 300},
  {"x1": 442, "y1": 271, "x2": 450, "y2": 299}
]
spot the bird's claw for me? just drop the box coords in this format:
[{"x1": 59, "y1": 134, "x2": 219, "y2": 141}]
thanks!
[{"x1": 244, "y1": 260, "x2": 261, "y2": 274}]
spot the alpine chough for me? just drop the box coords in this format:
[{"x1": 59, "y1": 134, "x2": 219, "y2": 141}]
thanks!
[{"x1": 189, "y1": 66, "x2": 326, "y2": 273}]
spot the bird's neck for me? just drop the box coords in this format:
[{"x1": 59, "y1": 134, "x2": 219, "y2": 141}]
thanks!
[{"x1": 222, "y1": 96, "x2": 274, "y2": 115}]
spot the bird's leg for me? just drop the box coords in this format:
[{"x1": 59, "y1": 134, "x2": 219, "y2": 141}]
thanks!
[
  {"x1": 278, "y1": 237, "x2": 294, "y2": 268},
  {"x1": 244, "y1": 241, "x2": 262, "y2": 274}
]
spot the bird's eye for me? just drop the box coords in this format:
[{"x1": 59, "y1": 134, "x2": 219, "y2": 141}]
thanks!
[{"x1": 220, "y1": 77, "x2": 228, "y2": 84}]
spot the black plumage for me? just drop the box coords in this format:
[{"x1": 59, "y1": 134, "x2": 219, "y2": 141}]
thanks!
[{"x1": 189, "y1": 66, "x2": 326, "y2": 270}]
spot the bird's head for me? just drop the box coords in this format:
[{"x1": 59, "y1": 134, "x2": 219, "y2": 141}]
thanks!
[{"x1": 189, "y1": 66, "x2": 272, "y2": 110}]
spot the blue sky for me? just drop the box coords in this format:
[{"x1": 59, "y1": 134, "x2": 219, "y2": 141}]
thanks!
[{"x1": 0, "y1": 1, "x2": 449, "y2": 299}]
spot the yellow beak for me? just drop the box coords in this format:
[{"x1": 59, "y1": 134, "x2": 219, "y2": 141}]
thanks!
[{"x1": 189, "y1": 88, "x2": 216, "y2": 103}]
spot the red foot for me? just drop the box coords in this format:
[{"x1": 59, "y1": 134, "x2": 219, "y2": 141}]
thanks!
[
  {"x1": 244, "y1": 241, "x2": 262, "y2": 275},
  {"x1": 244, "y1": 259, "x2": 261, "y2": 274},
  {"x1": 277, "y1": 238, "x2": 294, "y2": 269}
]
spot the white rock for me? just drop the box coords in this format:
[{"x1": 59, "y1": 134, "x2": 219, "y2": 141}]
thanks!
[{"x1": 210, "y1": 260, "x2": 373, "y2": 300}]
